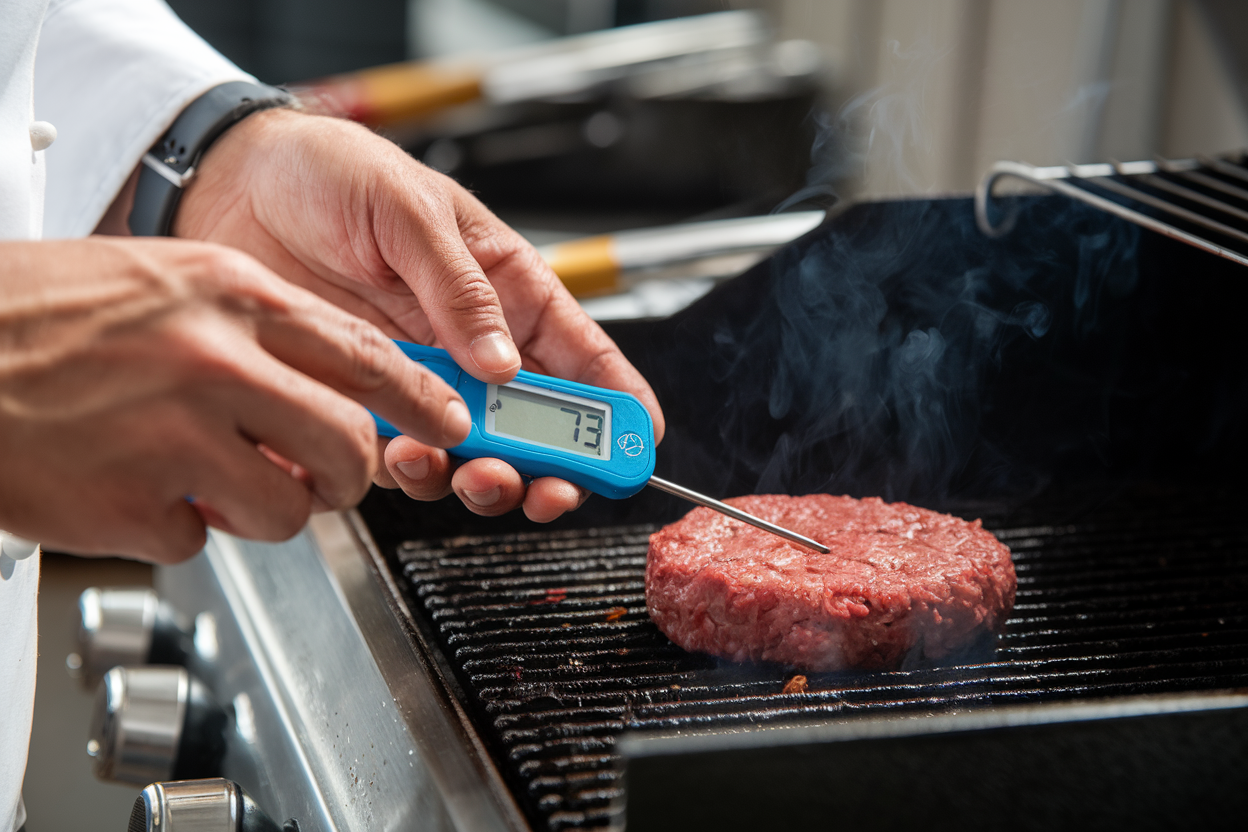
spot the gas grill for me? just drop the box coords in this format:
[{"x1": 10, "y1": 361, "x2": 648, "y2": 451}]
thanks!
[
  {"x1": 98, "y1": 177, "x2": 1248, "y2": 830},
  {"x1": 354, "y1": 182, "x2": 1248, "y2": 829}
]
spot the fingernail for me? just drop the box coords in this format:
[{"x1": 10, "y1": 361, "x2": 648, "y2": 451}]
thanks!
[
  {"x1": 462, "y1": 486, "x2": 501, "y2": 507},
  {"x1": 443, "y1": 399, "x2": 471, "y2": 443},
  {"x1": 396, "y1": 456, "x2": 430, "y2": 481},
  {"x1": 469, "y1": 332, "x2": 521, "y2": 375}
]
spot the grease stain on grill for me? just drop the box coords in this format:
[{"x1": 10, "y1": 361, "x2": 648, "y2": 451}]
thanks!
[{"x1": 388, "y1": 496, "x2": 1248, "y2": 831}]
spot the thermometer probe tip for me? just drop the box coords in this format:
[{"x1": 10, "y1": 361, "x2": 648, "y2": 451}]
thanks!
[{"x1": 646, "y1": 476, "x2": 830, "y2": 554}]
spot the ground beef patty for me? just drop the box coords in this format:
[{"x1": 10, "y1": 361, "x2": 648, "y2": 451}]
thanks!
[{"x1": 646, "y1": 494, "x2": 1015, "y2": 672}]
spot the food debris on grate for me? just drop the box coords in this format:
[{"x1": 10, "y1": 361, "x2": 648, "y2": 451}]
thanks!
[
  {"x1": 388, "y1": 494, "x2": 1248, "y2": 831},
  {"x1": 782, "y1": 675, "x2": 809, "y2": 694}
]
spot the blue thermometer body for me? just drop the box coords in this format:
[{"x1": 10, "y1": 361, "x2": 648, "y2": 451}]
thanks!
[{"x1": 372, "y1": 341, "x2": 655, "y2": 499}]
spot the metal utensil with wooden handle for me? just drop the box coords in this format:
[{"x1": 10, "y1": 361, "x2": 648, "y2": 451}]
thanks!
[
  {"x1": 539, "y1": 211, "x2": 825, "y2": 297},
  {"x1": 292, "y1": 11, "x2": 767, "y2": 128}
]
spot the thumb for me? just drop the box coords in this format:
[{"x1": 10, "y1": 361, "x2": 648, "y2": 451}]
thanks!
[{"x1": 384, "y1": 197, "x2": 521, "y2": 383}]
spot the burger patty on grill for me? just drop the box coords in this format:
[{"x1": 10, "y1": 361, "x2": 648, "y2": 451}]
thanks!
[{"x1": 646, "y1": 494, "x2": 1016, "y2": 672}]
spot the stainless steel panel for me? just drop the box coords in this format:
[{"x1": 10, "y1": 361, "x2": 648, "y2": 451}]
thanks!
[{"x1": 157, "y1": 513, "x2": 526, "y2": 831}]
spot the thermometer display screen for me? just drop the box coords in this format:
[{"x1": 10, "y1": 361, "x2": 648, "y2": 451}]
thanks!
[{"x1": 485, "y1": 383, "x2": 612, "y2": 460}]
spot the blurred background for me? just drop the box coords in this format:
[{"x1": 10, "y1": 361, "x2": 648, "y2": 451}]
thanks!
[
  {"x1": 147, "y1": 0, "x2": 1248, "y2": 318},
  {"x1": 23, "y1": 2, "x2": 1248, "y2": 828},
  {"x1": 160, "y1": 0, "x2": 1248, "y2": 314},
  {"x1": 165, "y1": 0, "x2": 1248, "y2": 203}
]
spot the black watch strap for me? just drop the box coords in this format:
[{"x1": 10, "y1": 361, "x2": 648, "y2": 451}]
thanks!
[{"x1": 129, "y1": 81, "x2": 294, "y2": 237}]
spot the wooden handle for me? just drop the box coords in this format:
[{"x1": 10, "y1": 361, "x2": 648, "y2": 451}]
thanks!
[
  {"x1": 298, "y1": 62, "x2": 484, "y2": 127},
  {"x1": 543, "y1": 236, "x2": 620, "y2": 297}
]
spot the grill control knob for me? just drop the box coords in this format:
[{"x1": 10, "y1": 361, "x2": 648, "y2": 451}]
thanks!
[
  {"x1": 73, "y1": 588, "x2": 193, "y2": 687},
  {"x1": 88, "y1": 666, "x2": 227, "y2": 785},
  {"x1": 128, "y1": 779, "x2": 290, "y2": 832}
]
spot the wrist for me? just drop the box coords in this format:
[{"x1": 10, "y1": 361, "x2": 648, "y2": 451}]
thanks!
[
  {"x1": 172, "y1": 107, "x2": 300, "y2": 240},
  {"x1": 129, "y1": 82, "x2": 295, "y2": 237}
]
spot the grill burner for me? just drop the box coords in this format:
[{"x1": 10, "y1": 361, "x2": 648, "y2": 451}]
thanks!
[{"x1": 386, "y1": 490, "x2": 1248, "y2": 831}]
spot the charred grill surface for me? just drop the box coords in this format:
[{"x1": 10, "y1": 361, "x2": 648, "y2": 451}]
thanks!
[{"x1": 387, "y1": 491, "x2": 1248, "y2": 831}]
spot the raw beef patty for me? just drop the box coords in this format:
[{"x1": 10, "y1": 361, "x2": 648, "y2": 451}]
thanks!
[{"x1": 646, "y1": 494, "x2": 1015, "y2": 672}]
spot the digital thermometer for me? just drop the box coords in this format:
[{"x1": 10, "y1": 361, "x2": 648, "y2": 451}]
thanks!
[{"x1": 373, "y1": 341, "x2": 828, "y2": 552}]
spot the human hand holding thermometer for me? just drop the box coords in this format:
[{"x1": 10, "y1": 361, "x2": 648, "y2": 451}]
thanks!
[{"x1": 373, "y1": 341, "x2": 829, "y2": 553}]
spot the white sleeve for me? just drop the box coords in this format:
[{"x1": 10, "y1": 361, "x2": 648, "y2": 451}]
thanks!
[{"x1": 33, "y1": 0, "x2": 254, "y2": 238}]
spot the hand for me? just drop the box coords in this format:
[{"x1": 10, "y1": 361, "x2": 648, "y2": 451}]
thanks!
[
  {"x1": 0, "y1": 238, "x2": 472, "y2": 563},
  {"x1": 174, "y1": 108, "x2": 664, "y2": 522}
]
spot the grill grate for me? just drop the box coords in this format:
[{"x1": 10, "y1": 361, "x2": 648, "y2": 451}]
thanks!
[{"x1": 389, "y1": 494, "x2": 1248, "y2": 831}]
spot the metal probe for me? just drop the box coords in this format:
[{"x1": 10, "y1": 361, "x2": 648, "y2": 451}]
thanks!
[{"x1": 646, "y1": 476, "x2": 831, "y2": 554}]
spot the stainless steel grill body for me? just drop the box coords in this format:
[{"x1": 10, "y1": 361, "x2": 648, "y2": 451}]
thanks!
[{"x1": 155, "y1": 519, "x2": 528, "y2": 832}]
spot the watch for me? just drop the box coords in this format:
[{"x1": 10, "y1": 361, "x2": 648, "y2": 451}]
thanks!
[{"x1": 129, "y1": 81, "x2": 295, "y2": 237}]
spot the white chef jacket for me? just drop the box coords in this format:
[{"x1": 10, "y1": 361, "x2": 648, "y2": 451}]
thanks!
[{"x1": 1, "y1": 2, "x2": 250, "y2": 828}]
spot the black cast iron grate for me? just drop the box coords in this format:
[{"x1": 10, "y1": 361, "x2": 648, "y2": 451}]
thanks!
[{"x1": 389, "y1": 493, "x2": 1248, "y2": 831}]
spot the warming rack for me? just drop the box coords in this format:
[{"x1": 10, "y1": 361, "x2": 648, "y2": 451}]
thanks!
[{"x1": 975, "y1": 154, "x2": 1248, "y2": 267}]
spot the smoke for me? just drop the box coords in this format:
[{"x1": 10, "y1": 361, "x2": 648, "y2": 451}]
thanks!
[
  {"x1": 1065, "y1": 79, "x2": 1115, "y2": 163},
  {"x1": 671, "y1": 34, "x2": 1142, "y2": 507},
  {"x1": 682, "y1": 194, "x2": 1141, "y2": 507},
  {"x1": 772, "y1": 108, "x2": 844, "y2": 213},
  {"x1": 776, "y1": 37, "x2": 948, "y2": 214},
  {"x1": 635, "y1": 28, "x2": 1248, "y2": 512}
]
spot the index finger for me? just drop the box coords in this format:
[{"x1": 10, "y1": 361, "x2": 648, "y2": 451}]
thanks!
[
  {"x1": 217, "y1": 252, "x2": 473, "y2": 447},
  {"x1": 265, "y1": 304, "x2": 473, "y2": 448}
]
